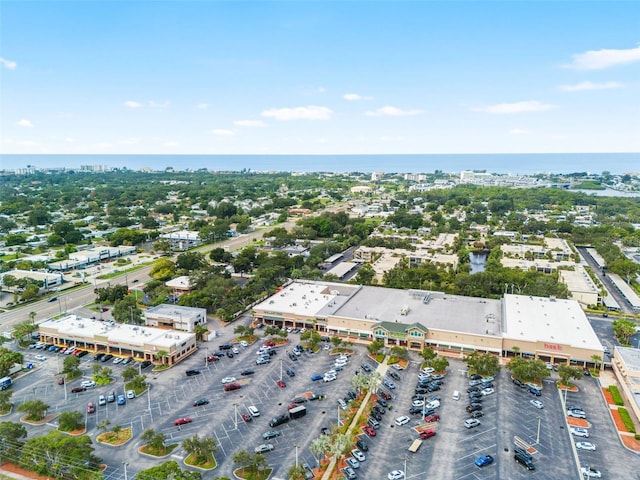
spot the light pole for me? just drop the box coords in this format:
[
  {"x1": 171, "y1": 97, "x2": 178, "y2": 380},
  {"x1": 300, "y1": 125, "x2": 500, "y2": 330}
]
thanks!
[
  {"x1": 148, "y1": 385, "x2": 153, "y2": 423},
  {"x1": 122, "y1": 461, "x2": 129, "y2": 480},
  {"x1": 233, "y1": 403, "x2": 238, "y2": 429},
  {"x1": 404, "y1": 454, "x2": 408, "y2": 478},
  {"x1": 535, "y1": 417, "x2": 541, "y2": 444},
  {"x1": 295, "y1": 445, "x2": 299, "y2": 467}
]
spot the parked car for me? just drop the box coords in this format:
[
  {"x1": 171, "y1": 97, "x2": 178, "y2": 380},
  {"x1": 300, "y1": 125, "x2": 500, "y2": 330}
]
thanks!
[
  {"x1": 185, "y1": 369, "x2": 201, "y2": 377},
  {"x1": 528, "y1": 386, "x2": 541, "y2": 396},
  {"x1": 576, "y1": 442, "x2": 596, "y2": 451},
  {"x1": 193, "y1": 399, "x2": 209, "y2": 406},
  {"x1": 254, "y1": 444, "x2": 274, "y2": 454},
  {"x1": 475, "y1": 454, "x2": 493, "y2": 467},
  {"x1": 126, "y1": 389, "x2": 135, "y2": 399},
  {"x1": 80, "y1": 380, "x2": 96, "y2": 388},
  {"x1": 383, "y1": 380, "x2": 396, "y2": 389},
  {"x1": 394, "y1": 416, "x2": 410, "y2": 426},
  {"x1": 387, "y1": 470, "x2": 405, "y2": 480},
  {"x1": 343, "y1": 467, "x2": 358, "y2": 480},
  {"x1": 117, "y1": 395, "x2": 126, "y2": 405},
  {"x1": 356, "y1": 439, "x2": 368, "y2": 451},
  {"x1": 311, "y1": 374, "x2": 324, "y2": 381},
  {"x1": 376, "y1": 398, "x2": 388, "y2": 407},
  {"x1": 263, "y1": 430, "x2": 281, "y2": 439},
  {"x1": 419, "y1": 429, "x2": 436, "y2": 439},
  {"x1": 363, "y1": 426, "x2": 376, "y2": 437},
  {"x1": 351, "y1": 449, "x2": 366, "y2": 462},
  {"x1": 86, "y1": 402, "x2": 96, "y2": 413},
  {"x1": 515, "y1": 452, "x2": 535, "y2": 470},
  {"x1": 530, "y1": 399, "x2": 544, "y2": 409},
  {"x1": 570, "y1": 427, "x2": 589, "y2": 438},
  {"x1": 470, "y1": 410, "x2": 484, "y2": 418},
  {"x1": 464, "y1": 418, "x2": 481, "y2": 429},
  {"x1": 174, "y1": 417, "x2": 192, "y2": 426},
  {"x1": 221, "y1": 376, "x2": 237, "y2": 384},
  {"x1": 424, "y1": 413, "x2": 440, "y2": 423},
  {"x1": 346, "y1": 457, "x2": 360, "y2": 469},
  {"x1": 98, "y1": 395, "x2": 106, "y2": 406},
  {"x1": 567, "y1": 409, "x2": 586, "y2": 419},
  {"x1": 224, "y1": 383, "x2": 241, "y2": 391},
  {"x1": 580, "y1": 467, "x2": 601, "y2": 478}
]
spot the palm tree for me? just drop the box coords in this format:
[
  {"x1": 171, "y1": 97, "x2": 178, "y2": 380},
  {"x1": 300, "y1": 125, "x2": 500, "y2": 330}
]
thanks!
[
  {"x1": 194, "y1": 324, "x2": 209, "y2": 343},
  {"x1": 287, "y1": 464, "x2": 307, "y2": 480},
  {"x1": 154, "y1": 350, "x2": 169, "y2": 365},
  {"x1": 183, "y1": 434, "x2": 217, "y2": 464}
]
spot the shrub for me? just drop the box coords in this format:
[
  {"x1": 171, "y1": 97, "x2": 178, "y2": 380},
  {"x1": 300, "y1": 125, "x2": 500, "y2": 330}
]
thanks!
[
  {"x1": 608, "y1": 385, "x2": 624, "y2": 406},
  {"x1": 618, "y1": 407, "x2": 636, "y2": 433}
]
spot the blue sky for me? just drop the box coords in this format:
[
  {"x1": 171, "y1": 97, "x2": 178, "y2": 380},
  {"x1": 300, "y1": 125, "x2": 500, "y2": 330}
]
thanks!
[{"x1": 1, "y1": 1, "x2": 639, "y2": 155}]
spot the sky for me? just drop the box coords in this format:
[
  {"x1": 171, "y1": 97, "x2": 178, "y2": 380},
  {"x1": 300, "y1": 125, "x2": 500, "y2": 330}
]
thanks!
[{"x1": 1, "y1": 0, "x2": 639, "y2": 156}]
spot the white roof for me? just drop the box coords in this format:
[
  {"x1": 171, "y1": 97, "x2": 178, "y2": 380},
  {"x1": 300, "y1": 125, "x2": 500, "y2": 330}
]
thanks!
[
  {"x1": 503, "y1": 294, "x2": 602, "y2": 350},
  {"x1": 39, "y1": 315, "x2": 194, "y2": 349}
]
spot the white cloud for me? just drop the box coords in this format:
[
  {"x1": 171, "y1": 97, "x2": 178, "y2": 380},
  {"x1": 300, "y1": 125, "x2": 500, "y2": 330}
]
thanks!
[
  {"x1": 18, "y1": 140, "x2": 37, "y2": 146},
  {"x1": 509, "y1": 128, "x2": 531, "y2": 135},
  {"x1": 566, "y1": 44, "x2": 640, "y2": 70},
  {"x1": 164, "y1": 141, "x2": 179, "y2": 147},
  {"x1": 365, "y1": 105, "x2": 424, "y2": 117},
  {"x1": 261, "y1": 105, "x2": 332, "y2": 121},
  {"x1": 0, "y1": 57, "x2": 17, "y2": 70},
  {"x1": 124, "y1": 101, "x2": 142, "y2": 108},
  {"x1": 196, "y1": 103, "x2": 211, "y2": 110},
  {"x1": 233, "y1": 120, "x2": 267, "y2": 127},
  {"x1": 64, "y1": 137, "x2": 75, "y2": 143},
  {"x1": 343, "y1": 93, "x2": 373, "y2": 101},
  {"x1": 380, "y1": 135, "x2": 404, "y2": 142},
  {"x1": 473, "y1": 101, "x2": 556, "y2": 114},
  {"x1": 92, "y1": 142, "x2": 112, "y2": 149},
  {"x1": 118, "y1": 138, "x2": 140, "y2": 145},
  {"x1": 17, "y1": 119, "x2": 34, "y2": 128},
  {"x1": 212, "y1": 129, "x2": 235, "y2": 136},
  {"x1": 558, "y1": 81, "x2": 623, "y2": 92}
]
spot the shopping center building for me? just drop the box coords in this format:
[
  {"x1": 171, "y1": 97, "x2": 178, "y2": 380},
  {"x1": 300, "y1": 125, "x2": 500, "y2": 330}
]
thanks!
[
  {"x1": 252, "y1": 280, "x2": 604, "y2": 366},
  {"x1": 38, "y1": 315, "x2": 197, "y2": 365}
]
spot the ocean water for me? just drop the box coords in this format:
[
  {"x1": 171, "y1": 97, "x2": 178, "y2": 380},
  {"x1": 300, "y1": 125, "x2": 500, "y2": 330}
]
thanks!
[{"x1": 1, "y1": 153, "x2": 638, "y2": 175}]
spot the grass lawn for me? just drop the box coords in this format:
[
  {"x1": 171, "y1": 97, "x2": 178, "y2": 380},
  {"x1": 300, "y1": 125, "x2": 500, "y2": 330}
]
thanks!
[
  {"x1": 234, "y1": 467, "x2": 273, "y2": 479},
  {"x1": 139, "y1": 443, "x2": 177, "y2": 457},
  {"x1": 97, "y1": 427, "x2": 132, "y2": 446},
  {"x1": 184, "y1": 453, "x2": 217, "y2": 470}
]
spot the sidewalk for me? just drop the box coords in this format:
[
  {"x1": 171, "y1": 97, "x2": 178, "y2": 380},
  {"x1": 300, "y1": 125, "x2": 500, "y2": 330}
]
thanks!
[{"x1": 598, "y1": 370, "x2": 640, "y2": 453}]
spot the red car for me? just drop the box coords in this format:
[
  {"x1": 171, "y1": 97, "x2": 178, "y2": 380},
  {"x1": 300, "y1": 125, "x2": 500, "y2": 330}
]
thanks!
[
  {"x1": 424, "y1": 413, "x2": 440, "y2": 423},
  {"x1": 224, "y1": 383, "x2": 241, "y2": 391},
  {"x1": 363, "y1": 426, "x2": 377, "y2": 437},
  {"x1": 206, "y1": 355, "x2": 220, "y2": 362},
  {"x1": 419, "y1": 429, "x2": 436, "y2": 439},
  {"x1": 174, "y1": 417, "x2": 192, "y2": 426},
  {"x1": 86, "y1": 402, "x2": 96, "y2": 414},
  {"x1": 379, "y1": 391, "x2": 391, "y2": 400},
  {"x1": 276, "y1": 380, "x2": 286, "y2": 388},
  {"x1": 264, "y1": 340, "x2": 275, "y2": 347},
  {"x1": 241, "y1": 413, "x2": 252, "y2": 423}
]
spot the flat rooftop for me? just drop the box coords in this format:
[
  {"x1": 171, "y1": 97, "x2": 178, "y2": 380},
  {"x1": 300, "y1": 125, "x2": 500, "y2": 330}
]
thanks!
[
  {"x1": 335, "y1": 286, "x2": 503, "y2": 337},
  {"x1": 39, "y1": 314, "x2": 194, "y2": 348},
  {"x1": 617, "y1": 346, "x2": 640, "y2": 373},
  {"x1": 503, "y1": 294, "x2": 602, "y2": 350},
  {"x1": 146, "y1": 304, "x2": 204, "y2": 318},
  {"x1": 558, "y1": 265, "x2": 599, "y2": 294}
]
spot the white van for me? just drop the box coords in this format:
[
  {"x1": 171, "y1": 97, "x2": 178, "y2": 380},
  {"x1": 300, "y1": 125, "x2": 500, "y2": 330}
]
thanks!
[
  {"x1": 248, "y1": 405, "x2": 260, "y2": 417},
  {"x1": 452, "y1": 390, "x2": 460, "y2": 401}
]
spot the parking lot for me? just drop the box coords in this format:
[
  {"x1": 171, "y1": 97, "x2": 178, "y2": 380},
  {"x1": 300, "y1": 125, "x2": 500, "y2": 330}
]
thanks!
[{"x1": 10, "y1": 330, "x2": 640, "y2": 480}]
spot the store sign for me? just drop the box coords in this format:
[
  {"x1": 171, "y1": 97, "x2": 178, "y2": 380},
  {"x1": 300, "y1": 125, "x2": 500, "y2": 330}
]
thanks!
[{"x1": 543, "y1": 343, "x2": 563, "y2": 351}]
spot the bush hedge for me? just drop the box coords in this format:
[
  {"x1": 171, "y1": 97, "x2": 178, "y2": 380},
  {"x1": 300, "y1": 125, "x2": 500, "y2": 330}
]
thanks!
[
  {"x1": 618, "y1": 407, "x2": 636, "y2": 434},
  {"x1": 608, "y1": 385, "x2": 624, "y2": 406}
]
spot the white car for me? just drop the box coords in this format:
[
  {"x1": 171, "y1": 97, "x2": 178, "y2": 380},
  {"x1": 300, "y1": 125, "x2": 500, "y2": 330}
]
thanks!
[
  {"x1": 323, "y1": 375, "x2": 337, "y2": 383},
  {"x1": 391, "y1": 364, "x2": 404, "y2": 370},
  {"x1": 387, "y1": 470, "x2": 405, "y2": 480},
  {"x1": 80, "y1": 380, "x2": 96, "y2": 388},
  {"x1": 481, "y1": 388, "x2": 495, "y2": 396},
  {"x1": 576, "y1": 442, "x2": 596, "y2": 451},
  {"x1": 112, "y1": 357, "x2": 123, "y2": 364},
  {"x1": 426, "y1": 400, "x2": 440, "y2": 409},
  {"x1": 394, "y1": 416, "x2": 410, "y2": 426},
  {"x1": 570, "y1": 427, "x2": 589, "y2": 438},
  {"x1": 422, "y1": 367, "x2": 435, "y2": 374},
  {"x1": 35, "y1": 354, "x2": 47, "y2": 361},
  {"x1": 567, "y1": 409, "x2": 586, "y2": 419},
  {"x1": 254, "y1": 443, "x2": 274, "y2": 454},
  {"x1": 126, "y1": 389, "x2": 135, "y2": 399},
  {"x1": 580, "y1": 467, "x2": 602, "y2": 478},
  {"x1": 530, "y1": 399, "x2": 544, "y2": 409},
  {"x1": 239, "y1": 340, "x2": 248, "y2": 347},
  {"x1": 323, "y1": 344, "x2": 331, "y2": 350},
  {"x1": 351, "y1": 449, "x2": 366, "y2": 462},
  {"x1": 412, "y1": 399, "x2": 424, "y2": 408},
  {"x1": 481, "y1": 376, "x2": 494, "y2": 383},
  {"x1": 221, "y1": 376, "x2": 237, "y2": 384},
  {"x1": 232, "y1": 347, "x2": 240, "y2": 354}
]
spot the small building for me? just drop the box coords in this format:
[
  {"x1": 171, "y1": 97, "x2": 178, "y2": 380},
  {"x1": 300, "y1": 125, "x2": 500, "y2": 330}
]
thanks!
[
  {"x1": 38, "y1": 315, "x2": 197, "y2": 365},
  {"x1": 0, "y1": 269, "x2": 64, "y2": 293},
  {"x1": 165, "y1": 276, "x2": 194, "y2": 293},
  {"x1": 611, "y1": 347, "x2": 640, "y2": 426},
  {"x1": 144, "y1": 304, "x2": 207, "y2": 332},
  {"x1": 159, "y1": 230, "x2": 202, "y2": 251}
]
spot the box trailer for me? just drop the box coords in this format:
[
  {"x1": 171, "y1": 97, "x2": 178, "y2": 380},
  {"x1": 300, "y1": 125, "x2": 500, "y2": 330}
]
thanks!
[
  {"x1": 0, "y1": 377, "x2": 12, "y2": 390},
  {"x1": 289, "y1": 405, "x2": 307, "y2": 419}
]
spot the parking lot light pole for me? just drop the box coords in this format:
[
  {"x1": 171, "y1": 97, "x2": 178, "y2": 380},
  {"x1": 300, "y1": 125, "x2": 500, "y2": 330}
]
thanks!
[
  {"x1": 404, "y1": 454, "x2": 408, "y2": 479},
  {"x1": 295, "y1": 445, "x2": 299, "y2": 467},
  {"x1": 122, "y1": 462, "x2": 129, "y2": 480},
  {"x1": 233, "y1": 403, "x2": 238, "y2": 429},
  {"x1": 536, "y1": 417, "x2": 541, "y2": 445}
]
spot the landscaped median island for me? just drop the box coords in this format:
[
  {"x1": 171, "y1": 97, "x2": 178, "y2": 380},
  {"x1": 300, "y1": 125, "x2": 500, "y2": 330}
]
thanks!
[
  {"x1": 96, "y1": 425, "x2": 133, "y2": 447},
  {"x1": 601, "y1": 385, "x2": 640, "y2": 451},
  {"x1": 182, "y1": 433, "x2": 218, "y2": 470},
  {"x1": 138, "y1": 428, "x2": 178, "y2": 458}
]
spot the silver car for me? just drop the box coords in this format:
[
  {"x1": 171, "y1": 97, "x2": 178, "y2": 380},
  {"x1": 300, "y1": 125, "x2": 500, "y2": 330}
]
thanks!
[{"x1": 254, "y1": 443, "x2": 274, "y2": 453}]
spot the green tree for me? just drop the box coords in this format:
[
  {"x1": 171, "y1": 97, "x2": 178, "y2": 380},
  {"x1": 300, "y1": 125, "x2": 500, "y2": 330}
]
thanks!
[
  {"x1": 58, "y1": 411, "x2": 85, "y2": 432},
  {"x1": 154, "y1": 350, "x2": 169, "y2": 365},
  {"x1": 19, "y1": 431, "x2": 102, "y2": 479},
  {"x1": 353, "y1": 263, "x2": 376, "y2": 285},
  {"x1": 558, "y1": 364, "x2": 583, "y2": 387},
  {"x1": 0, "y1": 348, "x2": 23, "y2": 377},
  {"x1": 194, "y1": 324, "x2": 209, "y2": 342},
  {"x1": 463, "y1": 351, "x2": 501, "y2": 377},
  {"x1": 232, "y1": 449, "x2": 269, "y2": 477},
  {"x1": 13, "y1": 321, "x2": 38, "y2": 347},
  {"x1": 420, "y1": 346, "x2": 437, "y2": 365},
  {"x1": 612, "y1": 319, "x2": 637, "y2": 345},
  {"x1": 136, "y1": 461, "x2": 202, "y2": 480},
  {"x1": 330, "y1": 336, "x2": 343, "y2": 348},
  {"x1": 287, "y1": 464, "x2": 307, "y2": 480},
  {"x1": 390, "y1": 346, "x2": 408, "y2": 359},
  {"x1": 182, "y1": 434, "x2": 217, "y2": 465},
  {"x1": 141, "y1": 428, "x2": 167, "y2": 453},
  {"x1": 113, "y1": 295, "x2": 142, "y2": 324},
  {"x1": 431, "y1": 356, "x2": 449, "y2": 373},
  {"x1": 63, "y1": 355, "x2": 82, "y2": 378},
  {"x1": 121, "y1": 366, "x2": 138, "y2": 383},
  {"x1": 0, "y1": 421, "x2": 27, "y2": 463},
  {"x1": 0, "y1": 390, "x2": 13, "y2": 413},
  {"x1": 16, "y1": 400, "x2": 49, "y2": 421},
  {"x1": 367, "y1": 339, "x2": 384, "y2": 356}
]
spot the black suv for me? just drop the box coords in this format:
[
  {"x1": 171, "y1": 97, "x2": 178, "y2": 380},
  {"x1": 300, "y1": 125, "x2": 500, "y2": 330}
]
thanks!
[
  {"x1": 376, "y1": 398, "x2": 388, "y2": 407},
  {"x1": 219, "y1": 344, "x2": 232, "y2": 350},
  {"x1": 514, "y1": 452, "x2": 535, "y2": 470},
  {"x1": 388, "y1": 371, "x2": 400, "y2": 381},
  {"x1": 356, "y1": 439, "x2": 368, "y2": 451},
  {"x1": 372, "y1": 405, "x2": 386, "y2": 415},
  {"x1": 409, "y1": 405, "x2": 423, "y2": 415},
  {"x1": 186, "y1": 369, "x2": 201, "y2": 376},
  {"x1": 140, "y1": 360, "x2": 153, "y2": 369},
  {"x1": 269, "y1": 415, "x2": 290, "y2": 428}
]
